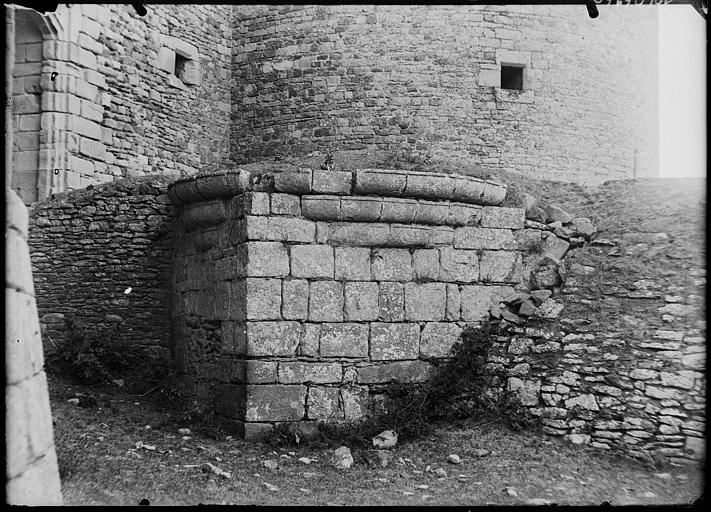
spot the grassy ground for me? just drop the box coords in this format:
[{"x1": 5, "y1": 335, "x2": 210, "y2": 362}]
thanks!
[{"x1": 49, "y1": 374, "x2": 703, "y2": 506}]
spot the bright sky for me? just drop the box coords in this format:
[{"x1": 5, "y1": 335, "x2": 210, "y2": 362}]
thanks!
[{"x1": 658, "y1": 5, "x2": 706, "y2": 178}]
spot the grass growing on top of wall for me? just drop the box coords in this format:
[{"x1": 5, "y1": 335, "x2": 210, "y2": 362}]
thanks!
[{"x1": 264, "y1": 321, "x2": 539, "y2": 449}]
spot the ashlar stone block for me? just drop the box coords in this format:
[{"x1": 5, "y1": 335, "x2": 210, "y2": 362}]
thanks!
[
  {"x1": 278, "y1": 362, "x2": 342, "y2": 384},
  {"x1": 320, "y1": 323, "x2": 369, "y2": 357},
  {"x1": 370, "y1": 323, "x2": 420, "y2": 360},
  {"x1": 412, "y1": 249, "x2": 439, "y2": 281},
  {"x1": 420, "y1": 322, "x2": 462, "y2": 358},
  {"x1": 404, "y1": 282, "x2": 446, "y2": 321},
  {"x1": 335, "y1": 247, "x2": 371, "y2": 280},
  {"x1": 291, "y1": 244, "x2": 334, "y2": 279},
  {"x1": 344, "y1": 282, "x2": 379, "y2": 321},
  {"x1": 308, "y1": 281, "x2": 343, "y2": 322},
  {"x1": 371, "y1": 248, "x2": 413, "y2": 281},
  {"x1": 282, "y1": 279, "x2": 308, "y2": 320},
  {"x1": 378, "y1": 282, "x2": 404, "y2": 322},
  {"x1": 479, "y1": 251, "x2": 522, "y2": 283},
  {"x1": 245, "y1": 278, "x2": 282, "y2": 320},
  {"x1": 245, "y1": 384, "x2": 306, "y2": 422},
  {"x1": 307, "y1": 387, "x2": 342, "y2": 420},
  {"x1": 460, "y1": 285, "x2": 516, "y2": 321},
  {"x1": 246, "y1": 321, "x2": 302, "y2": 356},
  {"x1": 357, "y1": 360, "x2": 434, "y2": 383},
  {"x1": 245, "y1": 242, "x2": 289, "y2": 277},
  {"x1": 439, "y1": 247, "x2": 479, "y2": 282}
]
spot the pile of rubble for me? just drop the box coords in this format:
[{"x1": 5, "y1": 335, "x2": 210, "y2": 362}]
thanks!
[{"x1": 494, "y1": 199, "x2": 596, "y2": 325}]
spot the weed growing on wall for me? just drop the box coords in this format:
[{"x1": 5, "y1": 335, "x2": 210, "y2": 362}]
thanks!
[{"x1": 264, "y1": 321, "x2": 539, "y2": 448}]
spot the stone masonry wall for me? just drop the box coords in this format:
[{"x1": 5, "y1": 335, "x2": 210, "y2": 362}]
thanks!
[
  {"x1": 28, "y1": 175, "x2": 176, "y2": 356},
  {"x1": 6, "y1": 188, "x2": 63, "y2": 504},
  {"x1": 479, "y1": 179, "x2": 706, "y2": 464},
  {"x1": 169, "y1": 168, "x2": 527, "y2": 438},
  {"x1": 231, "y1": 5, "x2": 658, "y2": 184},
  {"x1": 12, "y1": 3, "x2": 232, "y2": 205}
]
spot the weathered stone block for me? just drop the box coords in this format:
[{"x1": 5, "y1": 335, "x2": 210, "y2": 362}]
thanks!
[
  {"x1": 308, "y1": 281, "x2": 343, "y2": 322},
  {"x1": 271, "y1": 193, "x2": 300, "y2": 216},
  {"x1": 302, "y1": 195, "x2": 341, "y2": 220},
  {"x1": 354, "y1": 169, "x2": 406, "y2": 196},
  {"x1": 341, "y1": 387, "x2": 370, "y2": 419},
  {"x1": 317, "y1": 222, "x2": 390, "y2": 246},
  {"x1": 380, "y1": 197, "x2": 418, "y2": 223},
  {"x1": 564, "y1": 394, "x2": 599, "y2": 411},
  {"x1": 420, "y1": 322, "x2": 462, "y2": 358},
  {"x1": 243, "y1": 192, "x2": 270, "y2": 215},
  {"x1": 335, "y1": 247, "x2": 371, "y2": 280},
  {"x1": 357, "y1": 360, "x2": 434, "y2": 383},
  {"x1": 508, "y1": 377, "x2": 541, "y2": 406},
  {"x1": 453, "y1": 227, "x2": 516, "y2": 250},
  {"x1": 480, "y1": 207, "x2": 525, "y2": 229},
  {"x1": 447, "y1": 203, "x2": 482, "y2": 226},
  {"x1": 412, "y1": 249, "x2": 440, "y2": 281},
  {"x1": 404, "y1": 282, "x2": 446, "y2": 321},
  {"x1": 378, "y1": 282, "x2": 404, "y2": 321},
  {"x1": 245, "y1": 278, "x2": 281, "y2": 320},
  {"x1": 245, "y1": 216, "x2": 315, "y2": 243},
  {"x1": 445, "y1": 284, "x2": 461, "y2": 320},
  {"x1": 307, "y1": 387, "x2": 342, "y2": 420},
  {"x1": 245, "y1": 385, "x2": 306, "y2": 421},
  {"x1": 299, "y1": 323, "x2": 321, "y2": 357},
  {"x1": 312, "y1": 169, "x2": 352, "y2": 195},
  {"x1": 660, "y1": 371, "x2": 696, "y2": 390},
  {"x1": 479, "y1": 251, "x2": 522, "y2": 283},
  {"x1": 341, "y1": 196, "x2": 382, "y2": 222},
  {"x1": 291, "y1": 245, "x2": 334, "y2": 278},
  {"x1": 274, "y1": 169, "x2": 312, "y2": 194},
  {"x1": 388, "y1": 224, "x2": 453, "y2": 247},
  {"x1": 413, "y1": 201, "x2": 450, "y2": 224},
  {"x1": 404, "y1": 172, "x2": 456, "y2": 200},
  {"x1": 370, "y1": 323, "x2": 420, "y2": 360},
  {"x1": 371, "y1": 248, "x2": 413, "y2": 281},
  {"x1": 279, "y1": 362, "x2": 342, "y2": 384},
  {"x1": 460, "y1": 285, "x2": 516, "y2": 321},
  {"x1": 344, "y1": 282, "x2": 379, "y2": 321},
  {"x1": 245, "y1": 242, "x2": 289, "y2": 277},
  {"x1": 508, "y1": 337, "x2": 534, "y2": 355},
  {"x1": 439, "y1": 247, "x2": 479, "y2": 282},
  {"x1": 282, "y1": 279, "x2": 308, "y2": 320},
  {"x1": 320, "y1": 323, "x2": 369, "y2": 357},
  {"x1": 246, "y1": 321, "x2": 302, "y2": 356}
]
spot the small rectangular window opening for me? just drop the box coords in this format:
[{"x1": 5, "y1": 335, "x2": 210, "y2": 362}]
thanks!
[
  {"x1": 501, "y1": 65, "x2": 524, "y2": 91},
  {"x1": 174, "y1": 53, "x2": 189, "y2": 79}
]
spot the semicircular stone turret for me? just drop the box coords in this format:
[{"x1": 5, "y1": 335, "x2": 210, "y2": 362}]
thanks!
[{"x1": 169, "y1": 168, "x2": 522, "y2": 439}]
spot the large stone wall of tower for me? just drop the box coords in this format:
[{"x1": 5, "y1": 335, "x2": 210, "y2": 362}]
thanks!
[
  {"x1": 230, "y1": 5, "x2": 658, "y2": 184},
  {"x1": 11, "y1": 3, "x2": 231, "y2": 204}
]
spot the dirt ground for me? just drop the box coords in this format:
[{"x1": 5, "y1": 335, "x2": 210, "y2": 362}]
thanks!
[{"x1": 49, "y1": 375, "x2": 704, "y2": 507}]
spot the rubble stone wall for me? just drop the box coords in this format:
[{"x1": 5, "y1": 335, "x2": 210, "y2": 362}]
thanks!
[
  {"x1": 231, "y1": 4, "x2": 658, "y2": 184},
  {"x1": 28, "y1": 175, "x2": 176, "y2": 355},
  {"x1": 485, "y1": 179, "x2": 706, "y2": 464},
  {"x1": 6, "y1": 188, "x2": 63, "y2": 505},
  {"x1": 169, "y1": 168, "x2": 528, "y2": 438}
]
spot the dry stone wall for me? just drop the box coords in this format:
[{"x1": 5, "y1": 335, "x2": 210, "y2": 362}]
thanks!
[
  {"x1": 478, "y1": 180, "x2": 706, "y2": 464},
  {"x1": 231, "y1": 4, "x2": 658, "y2": 184},
  {"x1": 28, "y1": 175, "x2": 176, "y2": 356},
  {"x1": 169, "y1": 168, "x2": 529, "y2": 438},
  {"x1": 5, "y1": 188, "x2": 63, "y2": 505}
]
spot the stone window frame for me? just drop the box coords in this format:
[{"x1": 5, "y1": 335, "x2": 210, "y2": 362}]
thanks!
[
  {"x1": 158, "y1": 35, "x2": 201, "y2": 90},
  {"x1": 479, "y1": 49, "x2": 535, "y2": 104}
]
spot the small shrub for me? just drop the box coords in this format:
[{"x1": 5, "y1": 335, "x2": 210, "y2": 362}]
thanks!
[{"x1": 46, "y1": 315, "x2": 161, "y2": 389}]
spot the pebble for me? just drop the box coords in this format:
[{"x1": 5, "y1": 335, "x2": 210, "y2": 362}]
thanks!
[
  {"x1": 433, "y1": 468, "x2": 447, "y2": 478},
  {"x1": 447, "y1": 454, "x2": 461, "y2": 464},
  {"x1": 67, "y1": 398, "x2": 80, "y2": 405},
  {"x1": 297, "y1": 457, "x2": 312, "y2": 464},
  {"x1": 403, "y1": 491, "x2": 415, "y2": 496},
  {"x1": 505, "y1": 487, "x2": 518, "y2": 497},
  {"x1": 416, "y1": 484, "x2": 429, "y2": 490},
  {"x1": 474, "y1": 449, "x2": 490, "y2": 457},
  {"x1": 178, "y1": 428, "x2": 192, "y2": 435},
  {"x1": 263, "y1": 460, "x2": 278, "y2": 470},
  {"x1": 263, "y1": 482, "x2": 279, "y2": 492}
]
